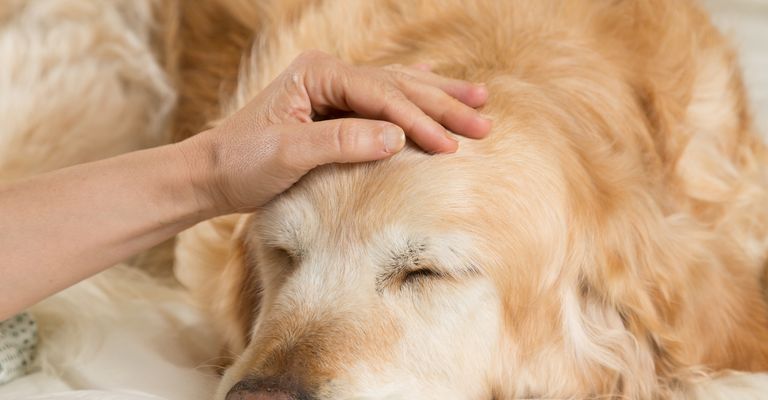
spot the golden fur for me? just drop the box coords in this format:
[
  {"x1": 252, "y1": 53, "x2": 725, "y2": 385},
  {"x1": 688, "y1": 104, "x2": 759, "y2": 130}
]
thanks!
[{"x1": 174, "y1": 0, "x2": 768, "y2": 398}]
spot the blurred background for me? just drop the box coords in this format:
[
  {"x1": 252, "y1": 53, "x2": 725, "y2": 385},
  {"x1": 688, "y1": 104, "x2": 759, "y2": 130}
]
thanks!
[{"x1": 704, "y1": 0, "x2": 768, "y2": 135}]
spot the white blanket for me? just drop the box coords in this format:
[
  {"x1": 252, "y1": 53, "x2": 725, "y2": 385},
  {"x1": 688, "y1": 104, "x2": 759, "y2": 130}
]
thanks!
[
  {"x1": 0, "y1": 266, "x2": 220, "y2": 400},
  {"x1": 6, "y1": 390, "x2": 165, "y2": 400}
]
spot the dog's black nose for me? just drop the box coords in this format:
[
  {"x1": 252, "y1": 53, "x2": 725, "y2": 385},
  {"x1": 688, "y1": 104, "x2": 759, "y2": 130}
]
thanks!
[
  {"x1": 225, "y1": 388, "x2": 293, "y2": 400},
  {"x1": 225, "y1": 376, "x2": 311, "y2": 400}
]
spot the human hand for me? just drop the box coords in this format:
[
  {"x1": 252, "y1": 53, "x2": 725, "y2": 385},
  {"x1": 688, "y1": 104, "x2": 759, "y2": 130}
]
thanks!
[{"x1": 178, "y1": 50, "x2": 491, "y2": 216}]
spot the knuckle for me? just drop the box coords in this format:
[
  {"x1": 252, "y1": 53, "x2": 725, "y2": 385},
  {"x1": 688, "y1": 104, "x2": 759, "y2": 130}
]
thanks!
[
  {"x1": 264, "y1": 103, "x2": 285, "y2": 126},
  {"x1": 332, "y1": 120, "x2": 358, "y2": 156},
  {"x1": 379, "y1": 84, "x2": 408, "y2": 116},
  {"x1": 387, "y1": 70, "x2": 417, "y2": 91},
  {"x1": 393, "y1": 70, "x2": 415, "y2": 82},
  {"x1": 334, "y1": 65, "x2": 352, "y2": 89},
  {"x1": 381, "y1": 83, "x2": 406, "y2": 102}
]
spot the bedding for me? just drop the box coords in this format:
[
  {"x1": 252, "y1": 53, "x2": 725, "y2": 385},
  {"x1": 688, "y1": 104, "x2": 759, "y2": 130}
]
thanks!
[
  {"x1": 0, "y1": 313, "x2": 37, "y2": 385},
  {"x1": 12, "y1": 391, "x2": 166, "y2": 400},
  {"x1": 0, "y1": 267, "x2": 220, "y2": 400},
  {"x1": 0, "y1": 0, "x2": 766, "y2": 399}
]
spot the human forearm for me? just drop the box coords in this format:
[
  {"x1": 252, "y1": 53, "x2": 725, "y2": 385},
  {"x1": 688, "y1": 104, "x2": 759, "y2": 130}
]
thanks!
[
  {"x1": 0, "y1": 53, "x2": 490, "y2": 319},
  {"x1": 0, "y1": 141, "x2": 213, "y2": 320}
]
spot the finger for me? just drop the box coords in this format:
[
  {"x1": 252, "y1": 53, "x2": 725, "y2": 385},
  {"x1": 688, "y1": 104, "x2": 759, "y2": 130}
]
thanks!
[
  {"x1": 342, "y1": 71, "x2": 459, "y2": 153},
  {"x1": 297, "y1": 54, "x2": 462, "y2": 153},
  {"x1": 280, "y1": 119, "x2": 406, "y2": 170},
  {"x1": 396, "y1": 79, "x2": 492, "y2": 139},
  {"x1": 396, "y1": 66, "x2": 488, "y2": 108}
]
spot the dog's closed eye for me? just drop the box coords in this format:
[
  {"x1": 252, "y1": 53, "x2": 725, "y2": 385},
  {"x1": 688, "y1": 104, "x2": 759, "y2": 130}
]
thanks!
[
  {"x1": 401, "y1": 267, "x2": 444, "y2": 285},
  {"x1": 376, "y1": 264, "x2": 445, "y2": 293},
  {"x1": 266, "y1": 246, "x2": 301, "y2": 270},
  {"x1": 376, "y1": 239, "x2": 482, "y2": 293},
  {"x1": 276, "y1": 247, "x2": 297, "y2": 263}
]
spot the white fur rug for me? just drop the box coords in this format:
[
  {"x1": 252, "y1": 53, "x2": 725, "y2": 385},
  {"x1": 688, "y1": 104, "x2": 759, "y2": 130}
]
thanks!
[{"x1": 0, "y1": 1, "x2": 766, "y2": 399}]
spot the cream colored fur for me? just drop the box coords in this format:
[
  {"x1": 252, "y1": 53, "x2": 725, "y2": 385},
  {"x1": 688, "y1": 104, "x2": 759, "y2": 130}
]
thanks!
[
  {"x1": 1, "y1": 0, "x2": 767, "y2": 399},
  {"x1": 175, "y1": 1, "x2": 768, "y2": 399},
  {"x1": 0, "y1": 0, "x2": 175, "y2": 181}
]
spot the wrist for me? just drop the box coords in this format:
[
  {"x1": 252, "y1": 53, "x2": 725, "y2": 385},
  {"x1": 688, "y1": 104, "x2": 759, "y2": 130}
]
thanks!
[{"x1": 172, "y1": 132, "x2": 225, "y2": 220}]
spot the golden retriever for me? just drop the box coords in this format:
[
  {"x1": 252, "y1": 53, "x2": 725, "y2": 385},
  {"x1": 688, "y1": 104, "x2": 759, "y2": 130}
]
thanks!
[{"x1": 174, "y1": 0, "x2": 768, "y2": 398}]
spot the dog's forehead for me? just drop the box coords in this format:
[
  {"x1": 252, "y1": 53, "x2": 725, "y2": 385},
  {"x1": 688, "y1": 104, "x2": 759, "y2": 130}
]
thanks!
[
  {"x1": 256, "y1": 149, "x2": 483, "y2": 248},
  {"x1": 255, "y1": 195, "x2": 480, "y2": 272},
  {"x1": 369, "y1": 225, "x2": 481, "y2": 269}
]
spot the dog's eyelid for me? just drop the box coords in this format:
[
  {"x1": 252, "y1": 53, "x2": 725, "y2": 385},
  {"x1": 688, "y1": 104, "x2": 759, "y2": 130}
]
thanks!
[
  {"x1": 412, "y1": 262, "x2": 478, "y2": 279},
  {"x1": 391, "y1": 258, "x2": 468, "y2": 280},
  {"x1": 402, "y1": 261, "x2": 442, "y2": 275},
  {"x1": 402, "y1": 266, "x2": 443, "y2": 283},
  {"x1": 270, "y1": 244, "x2": 302, "y2": 265}
]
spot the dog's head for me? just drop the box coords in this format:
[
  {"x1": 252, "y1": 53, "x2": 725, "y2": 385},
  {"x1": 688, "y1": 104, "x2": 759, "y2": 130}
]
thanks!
[
  {"x1": 217, "y1": 139, "x2": 511, "y2": 399},
  {"x1": 178, "y1": 73, "x2": 662, "y2": 398}
]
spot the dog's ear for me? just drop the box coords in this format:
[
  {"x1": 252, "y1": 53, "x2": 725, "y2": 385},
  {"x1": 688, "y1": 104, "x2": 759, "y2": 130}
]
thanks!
[
  {"x1": 580, "y1": 207, "x2": 768, "y2": 380},
  {"x1": 213, "y1": 216, "x2": 262, "y2": 357},
  {"x1": 175, "y1": 214, "x2": 262, "y2": 367}
]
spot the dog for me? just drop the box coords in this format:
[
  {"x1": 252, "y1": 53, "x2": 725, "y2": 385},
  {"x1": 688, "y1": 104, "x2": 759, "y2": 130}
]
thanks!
[{"x1": 174, "y1": 0, "x2": 768, "y2": 398}]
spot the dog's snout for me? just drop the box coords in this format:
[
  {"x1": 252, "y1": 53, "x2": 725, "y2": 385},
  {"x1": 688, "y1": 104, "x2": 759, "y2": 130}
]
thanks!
[
  {"x1": 225, "y1": 377, "x2": 312, "y2": 400},
  {"x1": 225, "y1": 388, "x2": 293, "y2": 400}
]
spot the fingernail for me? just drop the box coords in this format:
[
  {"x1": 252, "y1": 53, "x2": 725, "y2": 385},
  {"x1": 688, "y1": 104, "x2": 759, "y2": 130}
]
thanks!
[{"x1": 383, "y1": 127, "x2": 405, "y2": 153}]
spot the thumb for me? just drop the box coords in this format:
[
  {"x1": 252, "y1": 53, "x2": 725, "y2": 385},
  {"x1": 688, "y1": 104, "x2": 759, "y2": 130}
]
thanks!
[{"x1": 280, "y1": 118, "x2": 406, "y2": 169}]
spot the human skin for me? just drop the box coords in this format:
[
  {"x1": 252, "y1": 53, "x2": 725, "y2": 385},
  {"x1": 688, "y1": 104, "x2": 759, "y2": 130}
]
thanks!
[{"x1": 0, "y1": 51, "x2": 490, "y2": 320}]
